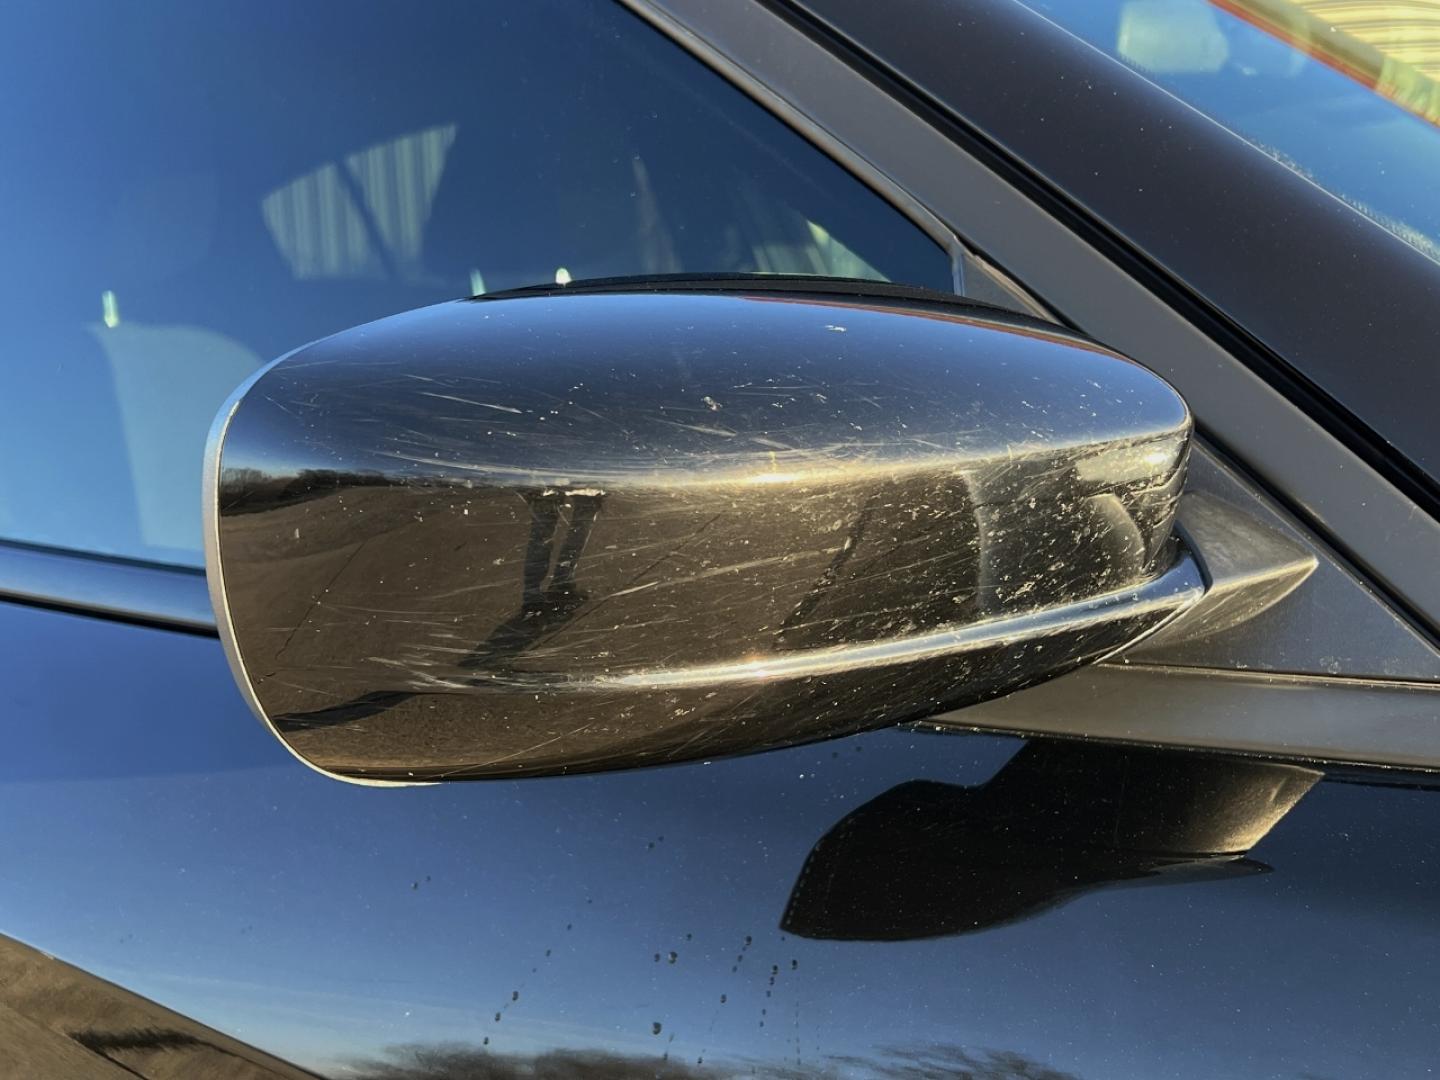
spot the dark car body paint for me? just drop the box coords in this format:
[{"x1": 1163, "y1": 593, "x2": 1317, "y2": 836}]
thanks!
[{"x1": 2, "y1": 598, "x2": 1438, "y2": 1077}]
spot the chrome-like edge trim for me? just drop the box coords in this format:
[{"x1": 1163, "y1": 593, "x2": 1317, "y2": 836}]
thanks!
[{"x1": 0, "y1": 542, "x2": 215, "y2": 631}]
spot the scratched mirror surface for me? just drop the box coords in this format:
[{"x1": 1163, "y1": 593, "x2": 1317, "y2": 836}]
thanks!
[{"x1": 206, "y1": 282, "x2": 1196, "y2": 781}]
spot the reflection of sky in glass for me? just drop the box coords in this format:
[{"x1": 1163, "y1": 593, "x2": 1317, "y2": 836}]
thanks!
[
  {"x1": 1029, "y1": 0, "x2": 1440, "y2": 262},
  {"x1": 2, "y1": 602, "x2": 1438, "y2": 1077}
]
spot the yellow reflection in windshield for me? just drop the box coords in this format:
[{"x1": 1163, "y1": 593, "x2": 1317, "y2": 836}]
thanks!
[{"x1": 1215, "y1": 0, "x2": 1440, "y2": 125}]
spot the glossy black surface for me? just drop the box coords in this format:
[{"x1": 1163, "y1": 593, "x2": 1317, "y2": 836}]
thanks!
[
  {"x1": 2, "y1": 597, "x2": 1439, "y2": 1077},
  {"x1": 208, "y1": 286, "x2": 1192, "y2": 780},
  {"x1": 782, "y1": 741, "x2": 1318, "y2": 940},
  {"x1": 788, "y1": 0, "x2": 1440, "y2": 513}
]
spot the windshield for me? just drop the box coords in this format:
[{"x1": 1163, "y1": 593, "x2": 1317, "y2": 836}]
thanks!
[{"x1": 1024, "y1": 0, "x2": 1440, "y2": 263}]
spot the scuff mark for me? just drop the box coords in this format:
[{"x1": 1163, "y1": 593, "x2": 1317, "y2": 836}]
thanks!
[{"x1": 416, "y1": 391, "x2": 524, "y2": 414}]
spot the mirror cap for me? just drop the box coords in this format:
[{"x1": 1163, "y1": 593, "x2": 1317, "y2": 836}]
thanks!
[{"x1": 206, "y1": 286, "x2": 1196, "y2": 782}]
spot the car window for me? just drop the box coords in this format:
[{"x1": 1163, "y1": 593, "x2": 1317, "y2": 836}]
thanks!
[
  {"x1": 0, "y1": 0, "x2": 953, "y2": 568},
  {"x1": 1022, "y1": 0, "x2": 1440, "y2": 263}
]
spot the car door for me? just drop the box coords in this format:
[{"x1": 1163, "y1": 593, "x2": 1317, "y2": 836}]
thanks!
[{"x1": 2, "y1": 3, "x2": 1438, "y2": 1079}]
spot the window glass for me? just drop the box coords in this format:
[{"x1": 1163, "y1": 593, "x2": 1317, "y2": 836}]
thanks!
[
  {"x1": 0, "y1": 0, "x2": 952, "y2": 567},
  {"x1": 1023, "y1": 0, "x2": 1440, "y2": 262}
]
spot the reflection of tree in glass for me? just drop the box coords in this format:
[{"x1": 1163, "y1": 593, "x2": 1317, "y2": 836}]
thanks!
[{"x1": 343, "y1": 1042, "x2": 1082, "y2": 1079}]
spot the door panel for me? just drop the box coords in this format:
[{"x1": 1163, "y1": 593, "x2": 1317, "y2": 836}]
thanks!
[{"x1": 2, "y1": 599, "x2": 1435, "y2": 1078}]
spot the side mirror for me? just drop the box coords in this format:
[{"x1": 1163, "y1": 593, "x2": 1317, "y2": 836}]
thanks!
[{"x1": 205, "y1": 280, "x2": 1197, "y2": 782}]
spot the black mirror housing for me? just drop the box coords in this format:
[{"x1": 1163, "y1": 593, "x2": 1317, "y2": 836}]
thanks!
[{"x1": 205, "y1": 283, "x2": 1196, "y2": 782}]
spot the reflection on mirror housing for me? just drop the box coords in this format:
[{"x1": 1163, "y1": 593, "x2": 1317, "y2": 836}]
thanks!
[{"x1": 205, "y1": 281, "x2": 1197, "y2": 783}]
